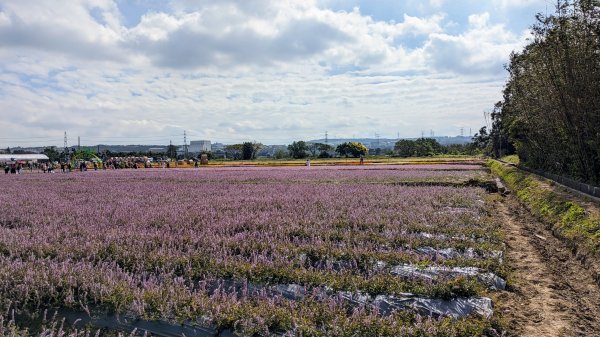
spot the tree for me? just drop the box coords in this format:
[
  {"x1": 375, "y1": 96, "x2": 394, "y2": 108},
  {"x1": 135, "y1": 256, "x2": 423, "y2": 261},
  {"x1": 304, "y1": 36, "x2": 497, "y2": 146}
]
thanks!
[
  {"x1": 288, "y1": 141, "x2": 308, "y2": 159},
  {"x1": 394, "y1": 140, "x2": 416, "y2": 157},
  {"x1": 252, "y1": 142, "x2": 263, "y2": 159},
  {"x1": 414, "y1": 138, "x2": 443, "y2": 157},
  {"x1": 274, "y1": 149, "x2": 288, "y2": 159},
  {"x1": 348, "y1": 142, "x2": 368, "y2": 157},
  {"x1": 335, "y1": 143, "x2": 351, "y2": 157},
  {"x1": 394, "y1": 138, "x2": 443, "y2": 157},
  {"x1": 471, "y1": 127, "x2": 491, "y2": 154},
  {"x1": 42, "y1": 146, "x2": 61, "y2": 162},
  {"x1": 242, "y1": 142, "x2": 254, "y2": 160},
  {"x1": 485, "y1": 0, "x2": 600, "y2": 184},
  {"x1": 317, "y1": 143, "x2": 333, "y2": 158},
  {"x1": 307, "y1": 142, "x2": 332, "y2": 157},
  {"x1": 166, "y1": 144, "x2": 178, "y2": 159},
  {"x1": 308, "y1": 143, "x2": 319, "y2": 157},
  {"x1": 336, "y1": 142, "x2": 368, "y2": 158},
  {"x1": 444, "y1": 143, "x2": 477, "y2": 156},
  {"x1": 241, "y1": 142, "x2": 262, "y2": 160},
  {"x1": 225, "y1": 144, "x2": 243, "y2": 160}
]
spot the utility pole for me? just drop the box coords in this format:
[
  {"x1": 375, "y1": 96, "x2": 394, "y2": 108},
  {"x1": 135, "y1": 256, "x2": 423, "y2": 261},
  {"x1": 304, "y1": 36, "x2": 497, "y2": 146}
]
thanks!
[
  {"x1": 78, "y1": 136, "x2": 80, "y2": 151},
  {"x1": 375, "y1": 133, "x2": 380, "y2": 148},
  {"x1": 421, "y1": 130, "x2": 424, "y2": 138},
  {"x1": 325, "y1": 131, "x2": 328, "y2": 145},
  {"x1": 397, "y1": 132, "x2": 400, "y2": 139},
  {"x1": 430, "y1": 129, "x2": 434, "y2": 138}
]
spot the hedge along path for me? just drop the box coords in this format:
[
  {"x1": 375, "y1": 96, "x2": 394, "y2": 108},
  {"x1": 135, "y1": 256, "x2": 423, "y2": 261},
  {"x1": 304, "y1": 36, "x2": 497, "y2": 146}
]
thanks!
[{"x1": 490, "y1": 161, "x2": 600, "y2": 336}]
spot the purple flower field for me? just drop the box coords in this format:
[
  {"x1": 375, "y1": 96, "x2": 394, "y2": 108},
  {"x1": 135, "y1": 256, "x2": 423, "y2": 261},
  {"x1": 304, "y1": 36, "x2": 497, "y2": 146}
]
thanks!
[{"x1": 0, "y1": 165, "x2": 505, "y2": 336}]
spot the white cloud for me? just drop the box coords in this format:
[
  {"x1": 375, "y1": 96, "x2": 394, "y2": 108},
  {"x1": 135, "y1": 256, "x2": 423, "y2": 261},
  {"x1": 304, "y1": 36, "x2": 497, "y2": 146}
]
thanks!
[
  {"x1": 468, "y1": 12, "x2": 490, "y2": 29},
  {"x1": 424, "y1": 12, "x2": 528, "y2": 75},
  {"x1": 0, "y1": 1, "x2": 539, "y2": 145},
  {"x1": 0, "y1": 0, "x2": 124, "y2": 62}
]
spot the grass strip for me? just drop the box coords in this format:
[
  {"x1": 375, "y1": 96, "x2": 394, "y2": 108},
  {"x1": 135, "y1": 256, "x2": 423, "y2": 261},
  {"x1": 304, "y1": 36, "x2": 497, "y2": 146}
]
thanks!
[{"x1": 488, "y1": 160, "x2": 600, "y2": 254}]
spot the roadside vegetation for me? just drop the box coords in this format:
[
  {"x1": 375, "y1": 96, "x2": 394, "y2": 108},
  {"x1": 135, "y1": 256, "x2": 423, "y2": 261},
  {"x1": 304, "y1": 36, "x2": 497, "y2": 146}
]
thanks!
[{"x1": 489, "y1": 160, "x2": 600, "y2": 256}]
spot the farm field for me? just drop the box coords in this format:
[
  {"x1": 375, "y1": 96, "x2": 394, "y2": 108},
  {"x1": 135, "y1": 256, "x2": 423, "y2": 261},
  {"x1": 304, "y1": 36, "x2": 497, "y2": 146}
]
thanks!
[{"x1": 0, "y1": 164, "x2": 507, "y2": 336}]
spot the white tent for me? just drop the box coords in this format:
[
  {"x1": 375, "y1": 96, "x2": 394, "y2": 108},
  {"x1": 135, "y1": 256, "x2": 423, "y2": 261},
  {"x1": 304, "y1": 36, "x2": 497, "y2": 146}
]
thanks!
[{"x1": 0, "y1": 154, "x2": 50, "y2": 162}]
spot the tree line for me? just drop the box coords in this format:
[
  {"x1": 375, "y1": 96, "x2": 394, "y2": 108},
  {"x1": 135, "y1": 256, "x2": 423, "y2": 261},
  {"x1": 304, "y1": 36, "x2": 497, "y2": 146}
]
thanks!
[
  {"x1": 29, "y1": 139, "x2": 477, "y2": 162},
  {"x1": 286, "y1": 141, "x2": 368, "y2": 159},
  {"x1": 477, "y1": 0, "x2": 599, "y2": 185}
]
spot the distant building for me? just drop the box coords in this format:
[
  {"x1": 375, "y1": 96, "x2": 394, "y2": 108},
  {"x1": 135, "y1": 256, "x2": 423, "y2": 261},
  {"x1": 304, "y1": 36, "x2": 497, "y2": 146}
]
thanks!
[
  {"x1": 211, "y1": 142, "x2": 225, "y2": 151},
  {"x1": 189, "y1": 140, "x2": 211, "y2": 153}
]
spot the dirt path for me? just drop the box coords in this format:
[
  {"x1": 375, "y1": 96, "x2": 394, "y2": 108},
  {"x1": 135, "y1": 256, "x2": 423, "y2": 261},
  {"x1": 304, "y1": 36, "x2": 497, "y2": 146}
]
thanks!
[{"x1": 496, "y1": 197, "x2": 600, "y2": 336}]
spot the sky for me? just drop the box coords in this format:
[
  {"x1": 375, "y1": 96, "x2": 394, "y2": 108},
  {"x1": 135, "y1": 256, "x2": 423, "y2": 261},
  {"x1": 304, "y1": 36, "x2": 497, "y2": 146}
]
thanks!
[{"x1": 0, "y1": 0, "x2": 552, "y2": 146}]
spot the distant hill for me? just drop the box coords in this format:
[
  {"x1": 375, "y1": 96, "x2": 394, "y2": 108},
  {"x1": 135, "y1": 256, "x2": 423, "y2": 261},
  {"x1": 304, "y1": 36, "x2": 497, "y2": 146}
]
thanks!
[
  {"x1": 308, "y1": 136, "x2": 472, "y2": 149},
  {"x1": 95, "y1": 145, "x2": 167, "y2": 153}
]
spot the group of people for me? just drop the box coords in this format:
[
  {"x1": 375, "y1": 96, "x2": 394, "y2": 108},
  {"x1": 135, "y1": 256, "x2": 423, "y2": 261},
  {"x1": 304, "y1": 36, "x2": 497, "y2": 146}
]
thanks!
[
  {"x1": 2, "y1": 157, "x2": 204, "y2": 175},
  {"x1": 2, "y1": 161, "x2": 92, "y2": 174},
  {"x1": 3, "y1": 163, "x2": 23, "y2": 174}
]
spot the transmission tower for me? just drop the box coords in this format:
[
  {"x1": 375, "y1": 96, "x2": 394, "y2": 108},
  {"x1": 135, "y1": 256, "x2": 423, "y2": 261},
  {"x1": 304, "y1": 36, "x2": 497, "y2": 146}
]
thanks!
[
  {"x1": 325, "y1": 131, "x2": 328, "y2": 145},
  {"x1": 460, "y1": 127, "x2": 464, "y2": 137},
  {"x1": 64, "y1": 132, "x2": 68, "y2": 161},
  {"x1": 183, "y1": 130, "x2": 188, "y2": 159}
]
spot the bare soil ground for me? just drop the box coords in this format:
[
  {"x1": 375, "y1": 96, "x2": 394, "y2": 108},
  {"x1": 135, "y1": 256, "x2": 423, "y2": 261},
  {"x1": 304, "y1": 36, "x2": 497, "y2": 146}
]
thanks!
[{"x1": 496, "y1": 197, "x2": 600, "y2": 337}]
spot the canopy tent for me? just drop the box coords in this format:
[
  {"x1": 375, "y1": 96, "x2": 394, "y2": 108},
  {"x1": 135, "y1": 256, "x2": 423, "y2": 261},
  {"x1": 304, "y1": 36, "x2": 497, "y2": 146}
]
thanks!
[{"x1": 0, "y1": 154, "x2": 50, "y2": 162}]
